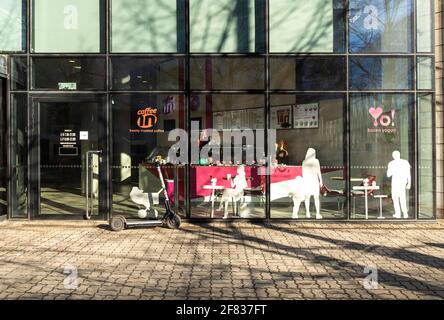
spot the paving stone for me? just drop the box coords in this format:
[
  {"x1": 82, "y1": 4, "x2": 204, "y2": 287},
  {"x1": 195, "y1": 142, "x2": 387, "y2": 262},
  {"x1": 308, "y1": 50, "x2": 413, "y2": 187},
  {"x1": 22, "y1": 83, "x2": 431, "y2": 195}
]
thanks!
[{"x1": 0, "y1": 220, "x2": 444, "y2": 300}]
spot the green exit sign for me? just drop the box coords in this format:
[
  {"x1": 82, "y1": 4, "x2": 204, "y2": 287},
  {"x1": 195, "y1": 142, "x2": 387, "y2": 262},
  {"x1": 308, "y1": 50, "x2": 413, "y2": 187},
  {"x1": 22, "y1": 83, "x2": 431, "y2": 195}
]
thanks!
[{"x1": 58, "y1": 82, "x2": 77, "y2": 90}]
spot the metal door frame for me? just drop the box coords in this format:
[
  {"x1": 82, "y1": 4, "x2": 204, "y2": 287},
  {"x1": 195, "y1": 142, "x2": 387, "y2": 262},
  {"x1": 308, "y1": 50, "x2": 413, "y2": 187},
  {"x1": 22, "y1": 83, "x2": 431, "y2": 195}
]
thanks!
[{"x1": 29, "y1": 93, "x2": 109, "y2": 220}]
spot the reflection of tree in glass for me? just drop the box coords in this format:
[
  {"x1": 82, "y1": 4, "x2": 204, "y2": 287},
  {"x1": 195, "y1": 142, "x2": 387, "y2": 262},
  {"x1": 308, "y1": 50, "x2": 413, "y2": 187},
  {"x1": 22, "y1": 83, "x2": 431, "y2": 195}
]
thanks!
[
  {"x1": 112, "y1": 0, "x2": 181, "y2": 52},
  {"x1": 349, "y1": 0, "x2": 411, "y2": 52},
  {"x1": 269, "y1": 0, "x2": 342, "y2": 53},
  {"x1": 0, "y1": 0, "x2": 23, "y2": 51},
  {"x1": 190, "y1": 0, "x2": 257, "y2": 53}
]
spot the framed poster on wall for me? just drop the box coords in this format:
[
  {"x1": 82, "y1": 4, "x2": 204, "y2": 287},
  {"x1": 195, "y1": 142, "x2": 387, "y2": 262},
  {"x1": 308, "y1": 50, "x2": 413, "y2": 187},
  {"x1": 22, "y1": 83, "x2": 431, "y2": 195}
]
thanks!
[
  {"x1": 293, "y1": 103, "x2": 319, "y2": 129},
  {"x1": 270, "y1": 105, "x2": 292, "y2": 129}
]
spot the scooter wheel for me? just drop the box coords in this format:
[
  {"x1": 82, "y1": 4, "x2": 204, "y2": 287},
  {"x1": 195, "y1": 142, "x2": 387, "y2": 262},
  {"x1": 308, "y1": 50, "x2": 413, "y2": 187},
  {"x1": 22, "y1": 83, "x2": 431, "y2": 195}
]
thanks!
[
  {"x1": 110, "y1": 215, "x2": 126, "y2": 231},
  {"x1": 166, "y1": 214, "x2": 181, "y2": 229}
]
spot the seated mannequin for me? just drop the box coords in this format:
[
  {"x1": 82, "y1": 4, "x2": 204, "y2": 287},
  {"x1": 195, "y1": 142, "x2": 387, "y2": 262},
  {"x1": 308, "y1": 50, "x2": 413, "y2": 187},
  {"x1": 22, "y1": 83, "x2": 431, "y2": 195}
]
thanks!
[{"x1": 218, "y1": 165, "x2": 248, "y2": 218}]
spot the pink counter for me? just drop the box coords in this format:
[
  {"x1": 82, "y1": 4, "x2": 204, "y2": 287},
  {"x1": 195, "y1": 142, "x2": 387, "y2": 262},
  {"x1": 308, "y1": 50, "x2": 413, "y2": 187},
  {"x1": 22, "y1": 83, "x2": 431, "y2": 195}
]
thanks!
[{"x1": 190, "y1": 165, "x2": 302, "y2": 198}]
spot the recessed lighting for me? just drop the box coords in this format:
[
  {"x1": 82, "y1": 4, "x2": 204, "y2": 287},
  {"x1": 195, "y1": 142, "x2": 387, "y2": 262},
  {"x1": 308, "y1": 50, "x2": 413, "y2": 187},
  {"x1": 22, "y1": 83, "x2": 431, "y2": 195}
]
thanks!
[{"x1": 68, "y1": 60, "x2": 76, "y2": 63}]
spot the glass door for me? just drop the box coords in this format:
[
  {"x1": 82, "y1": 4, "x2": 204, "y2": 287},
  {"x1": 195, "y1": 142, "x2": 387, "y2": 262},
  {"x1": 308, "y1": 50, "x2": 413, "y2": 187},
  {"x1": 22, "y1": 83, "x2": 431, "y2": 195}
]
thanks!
[{"x1": 30, "y1": 95, "x2": 108, "y2": 219}]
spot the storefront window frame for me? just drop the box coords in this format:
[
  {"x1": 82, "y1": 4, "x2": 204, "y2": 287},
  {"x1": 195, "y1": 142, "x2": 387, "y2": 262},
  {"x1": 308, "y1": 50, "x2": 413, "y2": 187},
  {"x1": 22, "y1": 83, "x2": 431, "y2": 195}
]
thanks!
[
  {"x1": 0, "y1": 0, "x2": 27, "y2": 53},
  {"x1": 2, "y1": 1, "x2": 437, "y2": 221},
  {"x1": 31, "y1": 0, "x2": 106, "y2": 54}
]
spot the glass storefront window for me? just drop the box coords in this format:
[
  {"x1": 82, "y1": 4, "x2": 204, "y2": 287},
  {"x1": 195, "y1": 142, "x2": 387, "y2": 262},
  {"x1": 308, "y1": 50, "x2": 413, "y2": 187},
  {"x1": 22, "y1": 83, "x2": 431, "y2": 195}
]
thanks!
[
  {"x1": 0, "y1": 1, "x2": 437, "y2": 220},
  {"x1": 190, "y1": 57, "x2": 265, "y2": 90},
  {"x1": 32, "y1": 57, "x2": 106, "y2": 91},
  {"x1": 32, "y1": 0, "x2": 104, "y2": 53},
  {"x1": 417, "y1": 57, "x2": 433, "y2": 90},
  {"x1": 11, "y1": 93, "x2": 28, "y2": 218},
  {"x1": 418, "y1": 94, "x2": 434, "y2": 219},
  {"x1": 350, "y1": 94, "x2": 414, "y2": 219},
  {"x1": 269, "y1": 0, "x2": 345, "y2": 53},
  {"x1": 349, "y1": 0, "x2": 412, "y2": 53},
  {"x1": 417, "y1": 0, "x2": 433, "y2": 53},
  {"x1": 111, "y1": 57, "x2": 185, "y2": 91},
  {"x1": 350, "y1": 57, "x2": 413, "y2": 90},
  {"x1": 111, "y1": 94, "x2": 186, "y2": 219},
  {"x1": 11, "y1": 56, "x2": 27, "y2": 91},
  {"x1": 270, "y1": 57, "x2": 346, "y2": 91},
  {"x1": 111, "y1": 0, "x2": 185, "y2": 53},
  {"x1": 269, "y1": 94, "x2": 346, "y2": 219},
  {"x1": 189, "y1": 94, "x2": 266, "y2": 219},
  {"x1": 189, "y1": 0, "x2": 265, "y2": 53},
  {"x1": 0, "y1": 0, "x2": 26, "y2": 52}
]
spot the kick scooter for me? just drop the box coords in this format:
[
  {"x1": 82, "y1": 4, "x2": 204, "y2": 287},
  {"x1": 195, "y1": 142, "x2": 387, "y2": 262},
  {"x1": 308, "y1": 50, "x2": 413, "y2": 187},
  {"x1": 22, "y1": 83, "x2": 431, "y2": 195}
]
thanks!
[{"x1": 109, "y1": 160, "x2": 181, "y2": 231}]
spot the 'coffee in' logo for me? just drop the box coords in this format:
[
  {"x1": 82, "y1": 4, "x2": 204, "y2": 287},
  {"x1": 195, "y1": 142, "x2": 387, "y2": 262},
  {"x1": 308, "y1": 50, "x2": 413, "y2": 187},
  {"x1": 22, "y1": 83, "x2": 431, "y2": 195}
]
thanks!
[{"x1": 137, "y1": 108, "x2": 158, "y2": 129}]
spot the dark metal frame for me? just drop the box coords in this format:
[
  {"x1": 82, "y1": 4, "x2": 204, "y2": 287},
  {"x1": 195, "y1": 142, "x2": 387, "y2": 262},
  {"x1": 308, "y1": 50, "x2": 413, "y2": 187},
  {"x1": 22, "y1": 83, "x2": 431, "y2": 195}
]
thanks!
[
  {"x1": 2, "y1": 0, "x2": 437, "y2": 221},
  {"x1": 28, "y1": 93, "x2": 109, "y2": 220}
]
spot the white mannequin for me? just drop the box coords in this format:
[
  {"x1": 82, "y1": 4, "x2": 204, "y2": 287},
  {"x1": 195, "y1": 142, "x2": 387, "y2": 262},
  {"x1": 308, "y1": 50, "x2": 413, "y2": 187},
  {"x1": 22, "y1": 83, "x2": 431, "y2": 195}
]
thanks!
[
  {"x1": 291, "y1": 176, "x2": 305, "y2": 219},
  {"x1": 218, "y1": 165, "x2": 248, "y2": 219},
  {"x1": 387, "y1": 150, "x2": 411, "y2": 219},
  {"x1": 302, "y1": 148, "x2": 323, "y2": 219}
]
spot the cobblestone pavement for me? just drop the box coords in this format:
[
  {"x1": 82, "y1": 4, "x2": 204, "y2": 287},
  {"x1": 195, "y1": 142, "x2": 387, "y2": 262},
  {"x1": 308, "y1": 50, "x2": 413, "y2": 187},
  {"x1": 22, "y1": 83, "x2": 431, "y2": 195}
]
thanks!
[{"x1": 0, "y1": 220, "x2": 444, "y2": 300}]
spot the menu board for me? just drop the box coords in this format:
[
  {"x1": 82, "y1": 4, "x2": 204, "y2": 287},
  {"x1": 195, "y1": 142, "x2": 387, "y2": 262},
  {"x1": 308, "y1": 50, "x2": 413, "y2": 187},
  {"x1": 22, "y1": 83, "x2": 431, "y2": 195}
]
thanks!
[
  {"x1": 293, "y1": 103, "x2": 319, "y2": 129},
  {"x1": 212, "y1": 108, "x2": 265, "y2": 130},
  {"x1": 59, "y1": 129, "x2": 78, "y2": 156}
]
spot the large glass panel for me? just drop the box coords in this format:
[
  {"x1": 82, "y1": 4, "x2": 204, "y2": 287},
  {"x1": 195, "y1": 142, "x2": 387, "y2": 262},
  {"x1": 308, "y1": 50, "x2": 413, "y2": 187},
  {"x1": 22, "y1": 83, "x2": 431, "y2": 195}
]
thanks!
[
  {"x1": 350, "y1": 94, "x2": 414, "y2": 220},
  {"x1": 32, "y1": 57, "x2": 106, "y2": 91},
  {"x1": 0, "y1": 0, "x2": 25, "y2": 52},
  {"x1": 111, "y1": 57, "x2": 185, "y2": 91},
  {"x1": 416, "y1": 0, "x2": 433, "y2": 52},
  {"x1": 37, "y1": 98, "x2": 107, "y2": 216},
  {"x1": 0, "y1": 78, "x2": 6, "y2": 216},
  {"x1": 11, "y1": 93, "x2": 28, "y2": 218},
  {"x1": 111, "y1": 94, "x2": 186, "y2": 219},
  {"x1": 33, "y1": 0, "x2": 103, "y2": 53},
  {"x1": 270, "y1": 57, "x2": 346, "y2": 90},
  {"x1": 11, "y1": 56, "x2": 27, "y2": 91},
  {"x1": 418, "y1": 94, "x2": 434, "y2": 219},
  {"x1": 417, "y1": 57, "x2": 433, "y2": 90},
  {"x1": 111, "y1": 0, "x2": 185, "y2": 53},
  {"x1": 189, "y1": 94, "x2": 266, "y2": 219},
  {"x1": 190, "y1": 57, "x2": 265, "y2": 90},
  {"x1": 349, "y1": 0, "x2": 412, "y2": 53},
  {"x1": 269, "y1": 94, "x2": 346, "y2": 219},
  {"x1": 269, "y1": 0, "x2": 345, "y2": 53},
  {"x1": 350, "y1": 57, "x2": 413, "y2": 90},
  {"x1": 189, "y1": 0, "x2": 265, "y2": 53}
]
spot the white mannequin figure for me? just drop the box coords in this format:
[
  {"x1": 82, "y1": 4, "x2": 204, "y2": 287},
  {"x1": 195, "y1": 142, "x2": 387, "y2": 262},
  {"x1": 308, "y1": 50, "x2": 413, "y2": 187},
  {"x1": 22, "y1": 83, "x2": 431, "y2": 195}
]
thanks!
[
  {"x1": 302, "y1": 148, "x2": 323, "y2": 219},
  {"x1": 218, "y1": 165, "x2": 248, "y2": 219},
  {"x1": 387, "y1": 150, "x2": 411, "y2": 219},
  {"x1": 290, "y1": 176, "x2": 305, "y2": 219},
  {"x1": 130, "y1": 187, "x2": 159, "y2": 219}
]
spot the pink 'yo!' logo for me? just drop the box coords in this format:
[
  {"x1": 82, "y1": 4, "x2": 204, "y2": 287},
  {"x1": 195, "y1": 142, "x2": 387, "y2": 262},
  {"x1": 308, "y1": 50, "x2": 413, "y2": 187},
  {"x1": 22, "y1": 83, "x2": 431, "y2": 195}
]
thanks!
[{"x1": 369, "y1": 107, "x2": 396, "y2": 127}]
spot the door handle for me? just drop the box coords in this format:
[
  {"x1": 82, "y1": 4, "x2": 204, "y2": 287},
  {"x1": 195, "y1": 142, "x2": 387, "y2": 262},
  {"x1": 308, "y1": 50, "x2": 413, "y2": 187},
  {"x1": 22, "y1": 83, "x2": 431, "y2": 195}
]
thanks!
[{"x1": 85, "y1": 150, "x2": 103, "y2": 220}]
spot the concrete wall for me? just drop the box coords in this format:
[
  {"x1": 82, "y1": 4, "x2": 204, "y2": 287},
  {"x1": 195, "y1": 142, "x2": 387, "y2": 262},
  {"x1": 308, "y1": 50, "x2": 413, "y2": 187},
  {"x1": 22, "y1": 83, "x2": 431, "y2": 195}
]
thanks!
[{"x1": 436, "y1": 0, "x2": 444, "y2": 218}]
